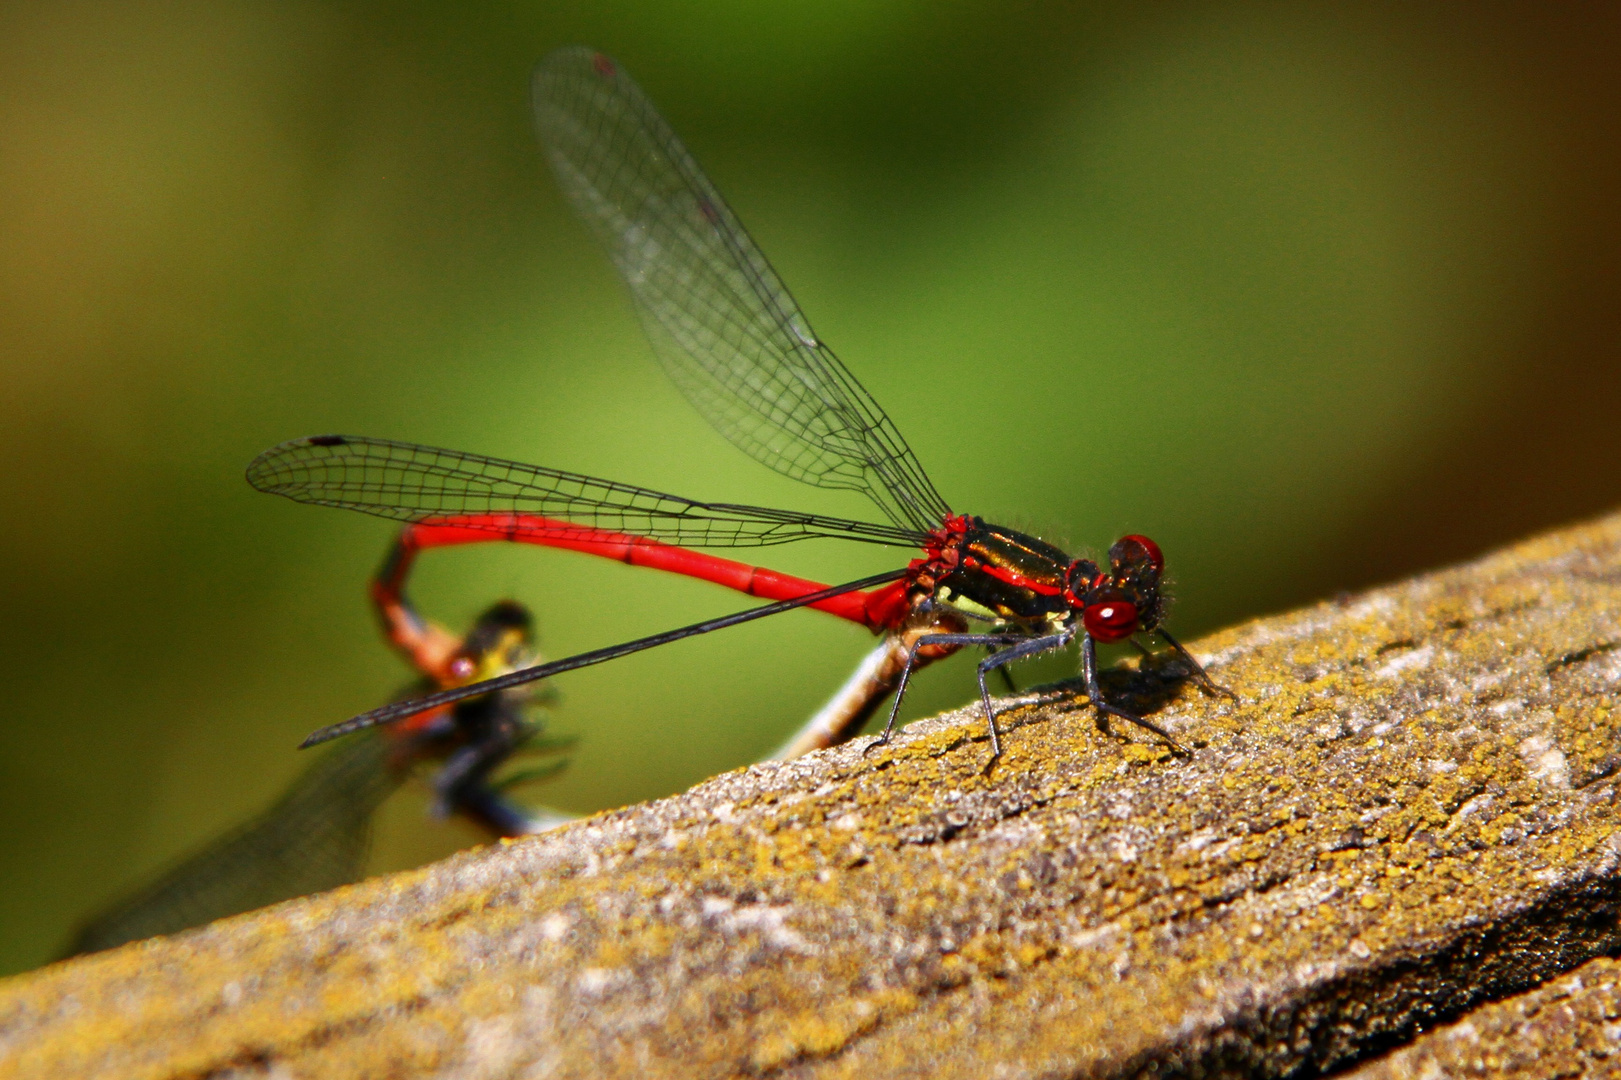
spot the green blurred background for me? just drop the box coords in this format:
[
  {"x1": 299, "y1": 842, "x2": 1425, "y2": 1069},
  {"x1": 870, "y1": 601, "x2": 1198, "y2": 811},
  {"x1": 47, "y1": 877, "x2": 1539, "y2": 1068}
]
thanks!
[{"x1": 3, "y1": 1, "x2": 1619, "y2": 974}]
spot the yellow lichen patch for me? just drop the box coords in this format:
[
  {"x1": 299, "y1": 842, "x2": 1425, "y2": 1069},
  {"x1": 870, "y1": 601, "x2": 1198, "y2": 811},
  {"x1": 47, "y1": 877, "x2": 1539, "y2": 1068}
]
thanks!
[{"x1": 751, "y1": 988, "x2": 924, "y2": 1072}]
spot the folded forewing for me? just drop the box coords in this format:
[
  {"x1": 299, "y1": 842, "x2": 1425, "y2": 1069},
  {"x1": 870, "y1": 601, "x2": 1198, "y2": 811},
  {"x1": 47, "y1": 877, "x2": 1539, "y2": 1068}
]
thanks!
[
  {"x1": 532, "y1": 47, "x2": 953, "y2": 535},
  {"x1": 247, "y1": 435, "x2": 924, "y2": 548}
]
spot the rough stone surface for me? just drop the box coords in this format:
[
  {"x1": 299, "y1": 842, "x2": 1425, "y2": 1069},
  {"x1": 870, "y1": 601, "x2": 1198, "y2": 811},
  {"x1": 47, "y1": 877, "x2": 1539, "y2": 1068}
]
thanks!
[
  {"x1": 4, "y1": 513, "x2": 1621, "y2": 1079},
  {"x1": 1342, "y1": 954, "x2": 1621, "y2": 1079}
]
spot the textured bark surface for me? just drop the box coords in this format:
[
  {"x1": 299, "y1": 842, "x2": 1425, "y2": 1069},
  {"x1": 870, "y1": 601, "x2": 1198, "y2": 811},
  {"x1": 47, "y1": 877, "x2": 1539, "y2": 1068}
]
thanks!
[
  {"x1": 1341, "y1": 954, "x2": 1621, "y2": 1079},
  {"x1": 4, "y1": 513, "x2": 1621, "y2": 1079}
]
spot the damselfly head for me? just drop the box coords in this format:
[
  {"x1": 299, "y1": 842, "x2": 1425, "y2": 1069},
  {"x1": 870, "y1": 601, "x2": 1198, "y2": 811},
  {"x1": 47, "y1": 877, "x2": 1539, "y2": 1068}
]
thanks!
[
  {"x1": 1062, "y1": 558, "x2": 1138, "y2": 640},
  {"x1": 1108, "y1": 534, "x2": 1167, "y2": 634},
  {"x1": 453, "y1": 601, "x2": 536, "y2": 685},
  {"x1": 1065, "y1": 535, "x2": 1168, "y2": 641}
]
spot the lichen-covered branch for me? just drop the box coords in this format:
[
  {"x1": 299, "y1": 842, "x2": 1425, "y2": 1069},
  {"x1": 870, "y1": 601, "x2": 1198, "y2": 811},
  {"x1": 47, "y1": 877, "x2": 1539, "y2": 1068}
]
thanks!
[
  {"x1": 5, "y1": 513, "x2": 1621, "y2": 1079},
  {"x1": 1341, "y1": 953, "x2": 1621, "y2": 1080}
]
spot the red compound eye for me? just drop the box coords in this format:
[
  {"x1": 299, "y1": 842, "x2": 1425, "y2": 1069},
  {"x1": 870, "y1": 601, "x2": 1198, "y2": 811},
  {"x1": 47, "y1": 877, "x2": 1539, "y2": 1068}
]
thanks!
[
  {"x1": 449, "y1": 656, "x2": 476, "y2": 681},
  {"x1": 1083, "y1": 600, "x2": 1139, "y2": 642},
  {"x1": 1114, "y1": 534, "x2": 1163, "y2": 574}
]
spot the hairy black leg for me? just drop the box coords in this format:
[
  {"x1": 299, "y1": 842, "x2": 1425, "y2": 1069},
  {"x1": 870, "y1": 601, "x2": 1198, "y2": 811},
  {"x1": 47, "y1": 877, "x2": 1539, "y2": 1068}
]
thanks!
[
  {"x1": 1156, "y1": 628, "x2": 1236, "y2": 700},
  {"x1": 1083, "y1": 635, "x2": 1190, "y2": 756},
  {"x1": 973, "y1": 629, "x2": 1074, "y2": 763},
  {"x1": 987, "y1": 647, "x2": 1018, "y2": 694},
  {"x1": 864, "y1": 631, "x2": 1025, "y2": 756}
]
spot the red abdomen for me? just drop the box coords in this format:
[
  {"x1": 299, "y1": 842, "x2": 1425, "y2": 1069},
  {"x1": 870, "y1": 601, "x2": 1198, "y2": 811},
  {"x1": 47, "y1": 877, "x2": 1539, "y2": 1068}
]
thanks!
[{"x1": 399, "y1": 514, "x2": 906, "y2": 631}]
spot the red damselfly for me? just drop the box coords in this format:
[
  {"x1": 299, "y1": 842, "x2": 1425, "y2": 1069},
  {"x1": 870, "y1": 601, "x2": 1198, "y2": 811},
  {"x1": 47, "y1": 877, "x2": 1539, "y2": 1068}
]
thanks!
[
  {"x1": 65, "y1": 538, "x2": 569, "y2": 955},
  {"x1": 248, "y1": 47, "x2": 1231, "y2": 764}
]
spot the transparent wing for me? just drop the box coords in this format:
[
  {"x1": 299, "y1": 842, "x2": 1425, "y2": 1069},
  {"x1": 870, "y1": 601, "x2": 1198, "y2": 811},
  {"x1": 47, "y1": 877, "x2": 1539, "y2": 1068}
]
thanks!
[
  {"x1": 247, "y1": 435, "x2": 925, "y2": 548},
  {"x1": 66, "y1": 734, "x2": 396, "y2": 955},
  {"x1": 532, "y1": 47, "x2": 953, "y2": 535}
]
